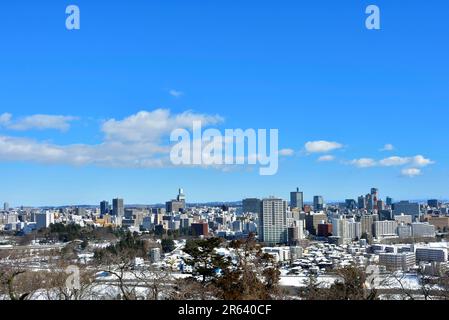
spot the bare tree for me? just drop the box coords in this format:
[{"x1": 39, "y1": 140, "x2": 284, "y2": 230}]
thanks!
[
  {"x1": 134, "y1": 265, "x2": 174, "y2": 300},
  {"x1": 0, "y1": 249, "x2": 45, "y2": 300}
]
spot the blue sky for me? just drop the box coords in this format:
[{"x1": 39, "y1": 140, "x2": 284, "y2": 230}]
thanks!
[{"x1": 0, "y1": 1, "x2": 448, "y2": 206}]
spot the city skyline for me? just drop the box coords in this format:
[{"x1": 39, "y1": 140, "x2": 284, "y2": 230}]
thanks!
[
  {"x1": 1, "y1": 1, "x2": 449, "y2": 205},
  {"x1": 1, "y1": 186, "x2": 447, "y2": 208}
]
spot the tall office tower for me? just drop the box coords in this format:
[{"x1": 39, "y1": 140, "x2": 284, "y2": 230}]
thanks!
[
  {"x1": 258, "y1": 197, "x2": 288, "y2": 245},
  {"x1": 360, "y1": 214, "x2": 374, "y2": 236},
  {"x1": 290, "y1": 188, "x2": 304, "y2": 210},
  {"x1": 177, "y1": 188, "x2": 186, "y2": 207},
  {"x1": 386, "y1": 197, "x2": 394, "y2": 207},
  {"x1": 166, "y1": 200, "x2": 184, "y2": 214},
  {"x1": 366, "y1": 194, "x2": 374, "y2": 211},
  {"x1": 3, "y1": 202, "x2": 9, "y2": 211},
  {"x1": 242, "y1": 198, "x2": 261, "y2": 214},
  {"x1": 313, "y1": 196, "x2": 324, "y2": 211},
  {"x1": 100, "y1": 200, "x2": 109, "y2": 216},
  {"x1": 358, "y1": 196, "x2": 366, "y2": 209},
  {"x1": 112, "y1": 198, "x2": 124, "y2": 216},
  {"x1": 377, "y1": 200, "x2": 385, "y2": 211},
  {"x1": 393, "y1": 201, "x2": 421, "y2": 221},
  {"x1": 371, "y1": 188, "x2": 379, "y2": 210}
]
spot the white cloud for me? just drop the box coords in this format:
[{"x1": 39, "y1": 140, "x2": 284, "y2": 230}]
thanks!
[
  {"x1": 380, "y1": 144, "x2": 395, "y2": 151},
  {"x1": 0, "y1": 113, "x2": 12, "y2": 125},
  {"x1": 348, "y1": 153, "x2": 435, "y2": 176},
  {"x1": 102, "y1": 109, "x2": 223, "y2": 143},
  {"x1": 317, "y1": 155, "x2": 335, "y2": 162},
  {"x1": 304, "y1": 140, "x2": 343, "y2": 153},
  {"x1": 412, "y1": 155, "x2": 434, "y2": 167},
  {"x1": 169, "y1": 89, "x2": 184, "y2": 97},
  {"x1": 1, "y1": 114, "x2": 78, "y2": 132},
  {"x1": 349, "y1": 158, "x2": 377, "y2": 168},
  {"x1": 0, "y1": 109, "x2": 224, "y2": 169},
  {"x1": 0, "y1": 135, "x2": 170, "y2": 168},
  {"x1": 401, "y1": 168, "x2": 421, "y2": 178},
  {"x1": 379, "y1": 156, "x2": 410, "y2": 167},
  {"x1": 378, "y1": 155, "x2": 434, "y2": 167},
  {"x1": 279, "y1": 148, "x2": 294, "y2": 156}
]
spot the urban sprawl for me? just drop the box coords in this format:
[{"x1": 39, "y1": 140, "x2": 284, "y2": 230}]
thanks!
[{"x1": 1, "y1": 188, "x2": 449, "y2": 300}]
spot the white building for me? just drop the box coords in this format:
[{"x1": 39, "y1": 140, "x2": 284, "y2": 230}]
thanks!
[
  {"x1": 397, "y1": 223, "x2": 412, "y2": 238},
  {"x1": 394, "y1": 213, "x2": 412, "y2": 225},
  {"x1": 411, "y1": 223, "x2": 435, "y2": 238},
  {"x1": 347, "y1": 220, "x2": 362, "y2": 241},
  {"x1": 379, "y1": 252, "x2": 416, "y2": 271},
  {"x1": 374, "y1": 220, "x2": 398, "y2": 238},
  {"x1": 259, "y1": 198, "x2": 288, "y2": 245},
  {"x1": 262, "y1": 247, "x2": 290, "y2": 262}
]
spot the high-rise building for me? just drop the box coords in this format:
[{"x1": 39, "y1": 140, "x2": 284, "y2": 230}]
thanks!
[
  {"x1": 332, "y1": 217, "x2": 361, "y2": 242},
  {"x1": 374, "y1": 220, "x2": 398, "y2": 238},
  {"x1": 242, "y1": 198, "x2": 261, "y2": 214},
  {"x1": 345, "y1": 199, "x2": 357, "y2": 210},
  {"x1": 100, "y1": 201, "x2": 109, "y2": 216},
  {"x1": 36, "y1": 211, "x2": 54, "y2": 230},
  {"x1": 379, "y1": 252, "x2": 415, "y2": 271},
  {"x1": 305, "y1": 212, "x2": 327, "y2": 235},
  {"x1": 191, "y1": 222, "x2": 209, "y2": 236},
  {"x1": 397, "y1": 223, "x2": 412, "y2": 238},
  {"x1": 313, "y1": 196, "x2": 324, "y2": 211},
  {"x1": 358, "y1": 196, "x2": 366, "y2": 209},
  {"x1": 366, "y1": 194, "x2": 374, "y2": 211},
  {"x1": 360, "y1": 214, "x2": 374, "y2": 236},
  {"x1": 166, "y1": 188, "x2": 186, "y2": 213},
  {"x1": 177, "y1": 188, "x2": 186, "y2": 207},
  {"x1": 290, "y1": 188, "x2": 304, "y2": 210},
  {"x1": 112, "y1": 198, "x2": 124, "y2": 216},
  {"x1": 258, "y1": 197, "x2": 288, "y2": 245},
  {"x1": 332, "y1": 217, "x2": 347, "y2": 240},
  {"x1": 371, "y1": 188, "x2": 379, "y2": 210},
  {"x1": 386, "y1": 197, "x2": 394, "y2": 207},
  {"x1": 377, "y1": 200, "x2": 385, "y2": 211},
  {"x1": 3, "y1": 202, "x2": 9, "y2": 211},
  {"x1": 415, "y1": 247, "x2": 448, "y2": 263},
  {"x1": 166, "y1": 200, "x2": 184, "y2": 213},
  {"x1": 427, "y1": 199, "x2": 440, "y2": 208},
  {"x1": 379, "y1": 210, "x2": 393, "y2": 221},
  {"x1": 411, "y1": 223, "x2": 435, "y2": 238},
  {"x1": 393, "y1": 201, "x2": 421, "y2": 221}
]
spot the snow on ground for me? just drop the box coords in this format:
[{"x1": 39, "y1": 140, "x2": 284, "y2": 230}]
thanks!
[
  {"x1": 279, "y1": 273, "x2": 423, "y2": 290},
  {"x1": 280, "y1": 275, "x2": 338, "y2": 288}
]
